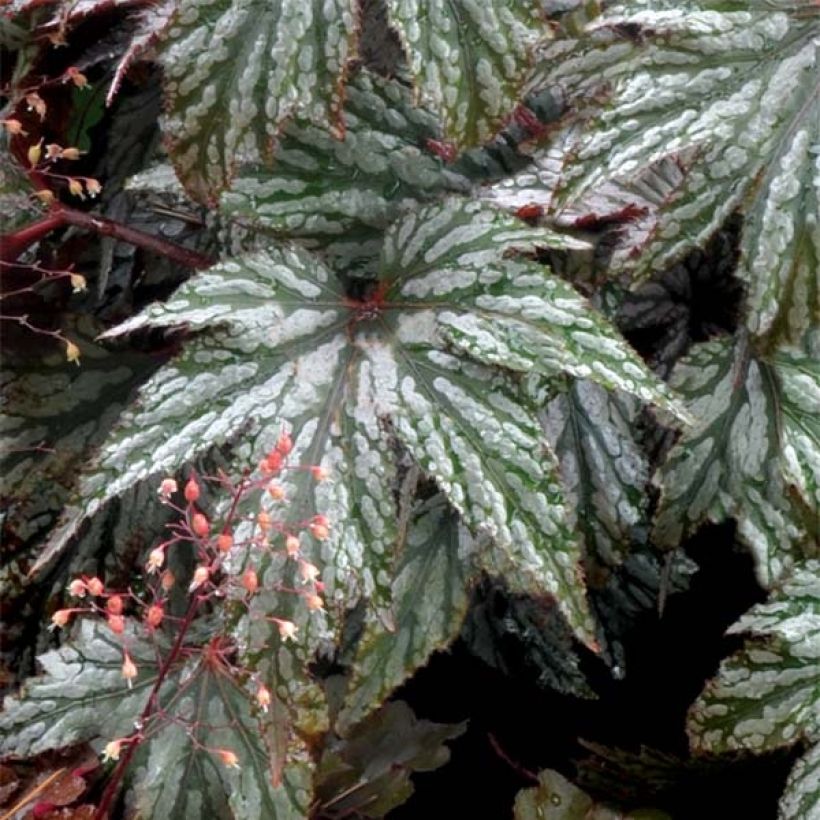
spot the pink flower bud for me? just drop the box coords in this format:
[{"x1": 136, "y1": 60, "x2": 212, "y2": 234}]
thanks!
[
  {"x1": 285, "y1": 535, "x2": 300, "y2": 558},
  {"x1": 106, "y1": 595, "x2": 123, "y2": 615},
  {"x1": 86, "y1": 577, "x2": 104, "y2": 596},
  {"x1": 191, "y1": 512, "x2": 210, "y2": 538},
  {"x1": 107, "y1": 614, "x2": 124, "y2": 635},
  {"x1": 184, "y1": 477, "x2": 200, "y2": 503},
  {"x1": 145, "y1": 605, "x2": 164, "y2": 629},
  {"x1": 242, "y1": 568, "x2": 259, "y2": 596}
]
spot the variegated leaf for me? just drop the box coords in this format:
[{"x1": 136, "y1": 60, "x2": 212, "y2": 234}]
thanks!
[
  {"x1": 38, "y1": 198, "x2": 697, "y2": 726},
  {"x1": 386, "y1": 202, "x2": 689, "y2": 422},
  {"x1": 781, "y1": 743, "x2": 820, "y2": 820},
  {"x1": 1, "y1": 323, "x2": 157, "y2": 550},
  {"x1": 157, "y1": 0, "x2": 358, "y2": 201},
  {"x1": 220, "y1": 72, "x2": 470, "y2": 273},
  {"x1": 543, "y1": 380, "x2": 647, "y2": 568},
  {"x1": 773, "y1": 334, "x2": 820, "y2": 518},
  {"x1": 133, "y1": 654, "x2": 310, "y2": 819},
  {"x1": 0, "y1": 620, "x2": 160, "y2": 758},
  {"x1": 653, "y1": 335, "x2": 814, "y2": 587},
  {"x1": 385, "y1": 0, "x2": 545, "y2": 150},
  {"x1": 337, "y1": 494, "x2": 480, "y2": 731},
  {"x1": 531, "y1": 2, "x2": 820, "y2": 344},
  {"x1": 689, "y1": 560, "x2": 820, "y2": 818},
  {"x1": 0, "y1": 619, "x2": 309, "y2": 817}
]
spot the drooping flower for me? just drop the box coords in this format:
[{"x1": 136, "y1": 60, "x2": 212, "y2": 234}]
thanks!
[
  {"x1": 102, "y1": 740, "x2": 122, "y2": 762},
  {"x1": 158, "y1": 478, "x2": 178, "y2": 500},
  {"x1": 189, "y1": 565, "x2": 210, "y2": 591},
  {"x1": 256, "y1": 684, "x2": 272, "y2": 713},
  {"x1": 275, "y1": 619, "x2": 298, "y2": 642},
  {"x1": 146, "y1": 547, "x2": 165, "y2": 573},
  {"x1": 50, "y1": 609, "x2": 72, "y2": 630},
  {"x1": 121, "y1": 653, "x2": 137, "y2": 687},
  {"x1": 216, "y1": 748, "x2": 240, "y2": 769}
]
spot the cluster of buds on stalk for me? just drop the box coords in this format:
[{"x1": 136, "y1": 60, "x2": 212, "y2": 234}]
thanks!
[{"x1": 52, "y1": 427, "x2": 333, "y2": 773}]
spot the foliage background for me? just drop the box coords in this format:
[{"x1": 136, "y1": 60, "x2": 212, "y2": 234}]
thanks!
[{"x1": 0, "y1": 1, "x2": 818, "y2": 818}]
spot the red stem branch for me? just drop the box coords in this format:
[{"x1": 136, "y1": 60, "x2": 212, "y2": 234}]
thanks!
[
  {"x1": 1, "y1": 205, "x2": 214, "y2": 269},
  {"x1": 0, "y1": 213, "x2": 65, "y2": 263},
  {"x1": 94, "y1": 478, "x2": 249, "y2": 820}
]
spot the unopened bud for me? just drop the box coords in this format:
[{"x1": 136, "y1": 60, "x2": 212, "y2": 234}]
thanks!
[
  {"x1": 27, "y1": 140, "x2": 42, "y2": 167},
  {"x1": 145, "y1": 605, "x2": 164, "y2": 629},
  {"x1": 276, "y1": 432, "x2": 293, "y2": 456},
  {"x1": 106, "y1": 595, "x2": 123, "y2": 615},
  {"x1": 217, "y1": 532, "x2": 233, "y2": 553},
  {"x1": 310, "y1": 465, "x2": 330, "y2": 482},
  {"x1": 107, "y1": 614, "x2": 124, "y2": 634},
  {"x1": 61, "y1": 146, "x2": 81, "y2": 160},
  {"x1": 242, "y1": 568, "x2": 258, "y2": 595},
  {"x1": 285, "y1": 535, "x2": 300, "y2": 558},
  {"x1": 257, "y1": 510, "x2": 271, "y2": 532},
  {"x1": 184, "y1": 477, "x2": 200, "y2": 502},
  {"x1": 267, "y1": 482, "x2": 285, "y2": 501},
  {"x1": 191, "y1": 512, "x2": 210, "y2": 538},
  {"x1": 264, "y1": 450, "x2": 283, "y2": 474},
  {"x1": 86, "y1": 576, "x2": 104, "y2": 596}
]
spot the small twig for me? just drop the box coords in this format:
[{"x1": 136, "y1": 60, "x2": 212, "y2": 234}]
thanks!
[
  {"x1": 487, "y1": 732, "x2": 539, "y2": 784},
  {"x1": 0, "y1": 766, "x2": 66, "y2": 820}
]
